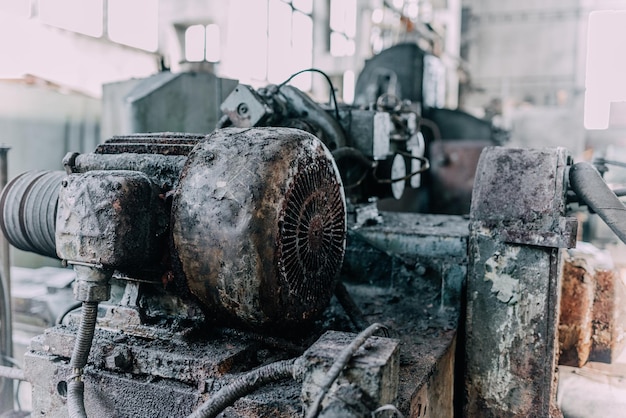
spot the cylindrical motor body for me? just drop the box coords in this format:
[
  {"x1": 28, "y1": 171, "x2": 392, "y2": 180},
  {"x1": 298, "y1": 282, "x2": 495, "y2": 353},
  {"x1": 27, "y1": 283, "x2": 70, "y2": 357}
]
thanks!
[{"x1": 171, "y1": 127, "x2": 346, "y2": 326}]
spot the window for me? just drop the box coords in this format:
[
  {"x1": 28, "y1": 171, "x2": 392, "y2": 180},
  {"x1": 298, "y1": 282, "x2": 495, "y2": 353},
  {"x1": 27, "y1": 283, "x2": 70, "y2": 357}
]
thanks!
[
  {"x1": 342, "y1": 70, "x2": 355, "y2": 104},
  {"x1": 39, "y1": 0, "x2": 103, "y2": 37},
  {"x1": 225, "y1": 0, "x2": 313, "y2": 90},
  {"x1": 108, "y1": 0, "x2": 158, "y2": 51},
  {"x1": 329, "y1": 0, "x2": 356, "y2": 57},
  {"x1": 0, "y1": 0, "x2": 31, "y2": 18},
  {"x1": 185, "y1": 24, "x2": 221, "y2": 62},
  {"x1": 267, "y1": 0, "x2": 313, "y2": 89},
  {"x1": 37, "y1": 0, "x2": 158, "y2": 50}
]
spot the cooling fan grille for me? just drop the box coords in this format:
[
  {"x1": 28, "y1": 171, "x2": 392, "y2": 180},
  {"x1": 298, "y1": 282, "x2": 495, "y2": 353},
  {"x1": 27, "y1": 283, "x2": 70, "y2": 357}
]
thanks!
[{"x1": 277, "y1": 159, "x2": 346, "y2": 304}]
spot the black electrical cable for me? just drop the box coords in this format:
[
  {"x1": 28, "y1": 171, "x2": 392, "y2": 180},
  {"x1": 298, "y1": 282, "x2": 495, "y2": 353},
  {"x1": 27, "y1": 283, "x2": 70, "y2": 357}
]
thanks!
[
  {"x1": 56, "y1": 301, "x2": 83, "y2": 325},
  {"x1": 277, "y1": 68, "x2": 341, "y2": 121}
]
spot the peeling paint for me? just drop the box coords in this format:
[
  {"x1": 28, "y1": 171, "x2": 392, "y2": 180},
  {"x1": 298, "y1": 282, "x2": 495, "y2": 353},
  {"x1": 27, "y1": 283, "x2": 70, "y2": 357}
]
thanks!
[{"x1": 484, "y1": 247, "x2": 520, "y2": 305}]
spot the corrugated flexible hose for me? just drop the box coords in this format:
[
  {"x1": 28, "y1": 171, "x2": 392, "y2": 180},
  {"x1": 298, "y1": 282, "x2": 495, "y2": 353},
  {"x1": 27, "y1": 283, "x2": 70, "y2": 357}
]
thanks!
[{"x1": 67, "y1": 301, "x2": 99, "y2": 418}]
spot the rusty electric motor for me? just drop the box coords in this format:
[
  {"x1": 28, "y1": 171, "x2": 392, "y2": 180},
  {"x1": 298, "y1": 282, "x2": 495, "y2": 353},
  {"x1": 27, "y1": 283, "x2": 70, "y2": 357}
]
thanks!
[{"x1": 0, "y1": 127, "x2": 346, "y2": 327}]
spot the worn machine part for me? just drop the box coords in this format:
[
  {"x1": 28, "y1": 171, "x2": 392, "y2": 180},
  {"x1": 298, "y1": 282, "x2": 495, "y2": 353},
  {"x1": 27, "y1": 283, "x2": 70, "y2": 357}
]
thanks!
[
  {"x1": 0, "y1": 170, "x2": 65, "y2": 258},
  {"x1": 94, "y1": 133, "x2": 203, "y2": 156},
  {"x1": 304, "y1": 323, "x2": 389, "y2": 418},
  {"x1": 277, "y1": 85, "x2": 347, "y2": 151},
  {"x1": 172, "y1": 127, "x2": 346, "y2": 327},
  {"x1": 464, "y1": 147, "x2": 577, "y2": 417},
  {"x1": 70, "y1": 153, "x2": 188, "y2": 191},
  {"x1": 56, "y1": 170, "x2": 166, "y2": 269},
  {"x1": 297, "y1": 326, "x2": 400, "y2": 418},
  {"x1": 570, "y1": 161, "x2": 626, "y2": 245}
]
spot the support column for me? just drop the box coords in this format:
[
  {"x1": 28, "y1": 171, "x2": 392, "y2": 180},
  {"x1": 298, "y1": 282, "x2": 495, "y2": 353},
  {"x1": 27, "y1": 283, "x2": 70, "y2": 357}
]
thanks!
[
  {"x1": 0, "y1": 146, "x2": 11, "y2": 413},
  {"x1": 464, "y1": 147, "x2": 577, "y2": 417}
]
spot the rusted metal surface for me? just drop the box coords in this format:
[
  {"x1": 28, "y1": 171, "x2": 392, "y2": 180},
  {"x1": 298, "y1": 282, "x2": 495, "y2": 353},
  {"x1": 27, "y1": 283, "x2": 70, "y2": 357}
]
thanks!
[
  {"x1": 71, "y1": 153, "x2": 187, "y2": 191},
  {"x1": 559, "y1": 248, "x2": 596, "y2": 367},
  {"x1": 171, "y1": 127, "x2": 346, "y2": 327},
  {"x1": 25, "y1": 265, "x2": 458, "y2": 417},
  {"x1": 56, "y1": 170, "x2": 166, "y2": 269},
  {"x1": 589, "y1": 262, "x2": 626, "y2": 363},
  {"x1": 465, "y1": 147, "x2": 575, "y2": 417},
  {"x1": 408, "y1": 336, "x2": 455, "y2": 418},
  {"x1": 343, "y1": 212, "x2": 467, "y2": 308}
]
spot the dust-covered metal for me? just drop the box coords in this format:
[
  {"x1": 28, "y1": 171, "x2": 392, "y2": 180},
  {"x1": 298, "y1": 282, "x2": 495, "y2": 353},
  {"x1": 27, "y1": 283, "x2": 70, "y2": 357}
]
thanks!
[
  {"x1": 465, "y1": 147, "x2": 576, "y2": 417},
  {"x1": 94, "y1": 133, "x2": 203, "y2": 156},
  {"x1": 56, "y1": 170, "x2": 165, "y2": 269},
  {"x1": 171, "y1": 127, "x2": 346, "y2": 327},
  {"x1": 220, "y1": 82, "x2": 426, "y2": 203}
]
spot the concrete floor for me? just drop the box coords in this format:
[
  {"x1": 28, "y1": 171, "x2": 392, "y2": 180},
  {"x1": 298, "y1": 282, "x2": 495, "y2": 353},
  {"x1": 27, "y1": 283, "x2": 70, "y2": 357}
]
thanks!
[{"x1": 558, "y1": 356, "x2": 626, "y2": 418}]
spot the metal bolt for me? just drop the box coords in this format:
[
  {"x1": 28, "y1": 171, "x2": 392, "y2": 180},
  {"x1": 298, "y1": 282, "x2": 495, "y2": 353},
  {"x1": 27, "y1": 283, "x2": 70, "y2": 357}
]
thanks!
[
  {"x1": 237, "y1": 103, "x2": 249, "y2": 116},
  {"x1": 415, "y1": 264, "x2": 427, "y2": 276},
  {"x1": 61, "y1": 179, "x2": 68, "y2": 187},
  {"x1": 206, "y1": 152, "x2": 215, "y2": 161}
]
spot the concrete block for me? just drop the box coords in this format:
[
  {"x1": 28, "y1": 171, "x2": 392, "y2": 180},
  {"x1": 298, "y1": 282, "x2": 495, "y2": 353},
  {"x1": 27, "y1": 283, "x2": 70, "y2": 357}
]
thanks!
[{"x1": 298, "y1": 330, "x2": 400, "y2": 412}]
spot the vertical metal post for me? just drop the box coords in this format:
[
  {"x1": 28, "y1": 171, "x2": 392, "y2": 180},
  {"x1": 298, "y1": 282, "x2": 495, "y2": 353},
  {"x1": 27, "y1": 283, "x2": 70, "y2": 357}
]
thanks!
[
  {"x1": 464, "y1": 147, "x2": 577, "y2": 417},
  {"x1": 0, "y1": 146, "x2": 12, "y2": 412}
]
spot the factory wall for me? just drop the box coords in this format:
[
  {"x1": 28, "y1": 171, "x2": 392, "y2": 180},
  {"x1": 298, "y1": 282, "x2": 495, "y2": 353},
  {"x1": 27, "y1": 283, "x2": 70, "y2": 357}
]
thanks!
[
  {"x1": 0, "y1": 80, "x2": 100, "y2": 267},
  {"x1": 461, "y1": 0, "x2": 626, "y2": 157}
]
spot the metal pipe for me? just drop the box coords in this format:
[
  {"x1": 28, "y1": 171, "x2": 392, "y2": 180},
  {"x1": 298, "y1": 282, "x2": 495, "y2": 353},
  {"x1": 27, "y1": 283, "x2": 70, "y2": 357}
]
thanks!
[
  {"x1": 0, "y1": 365, "x2": 25, "y2": 382},
  {"x1": 569, "y1": 162, "x2": 626, "y2": 245},
  {"x1": 0, "y1": 146, "x2": 12, "y2": 412}
]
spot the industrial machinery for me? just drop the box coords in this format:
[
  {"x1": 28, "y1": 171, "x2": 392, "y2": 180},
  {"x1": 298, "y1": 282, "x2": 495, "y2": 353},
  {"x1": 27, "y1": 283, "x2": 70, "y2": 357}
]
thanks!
[
  {"x1": 219, "y1": 74, "x2": 428, "y2": 207},
  {"x1": 0, "y1": 128, "x2": 365, "y2": 416},
  {"x1": 0, "y1": 46, "x2": 508, "y2": 417},
  {"x1": 0, "y1": 109, "x2": 463, "y2": 417}
]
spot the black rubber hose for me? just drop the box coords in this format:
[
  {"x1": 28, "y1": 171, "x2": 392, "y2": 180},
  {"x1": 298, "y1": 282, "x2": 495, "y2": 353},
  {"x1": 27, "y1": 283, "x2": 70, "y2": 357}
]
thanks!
[
  {"x1": 569, "y1": 162, "x2": 626, "y2": 245},
  {"x1": 67, "y1": 301, "x2": 99, "y2": 418},
  {"x1": 187, "y1": 358, "x2": 297, "y2": 418}
]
